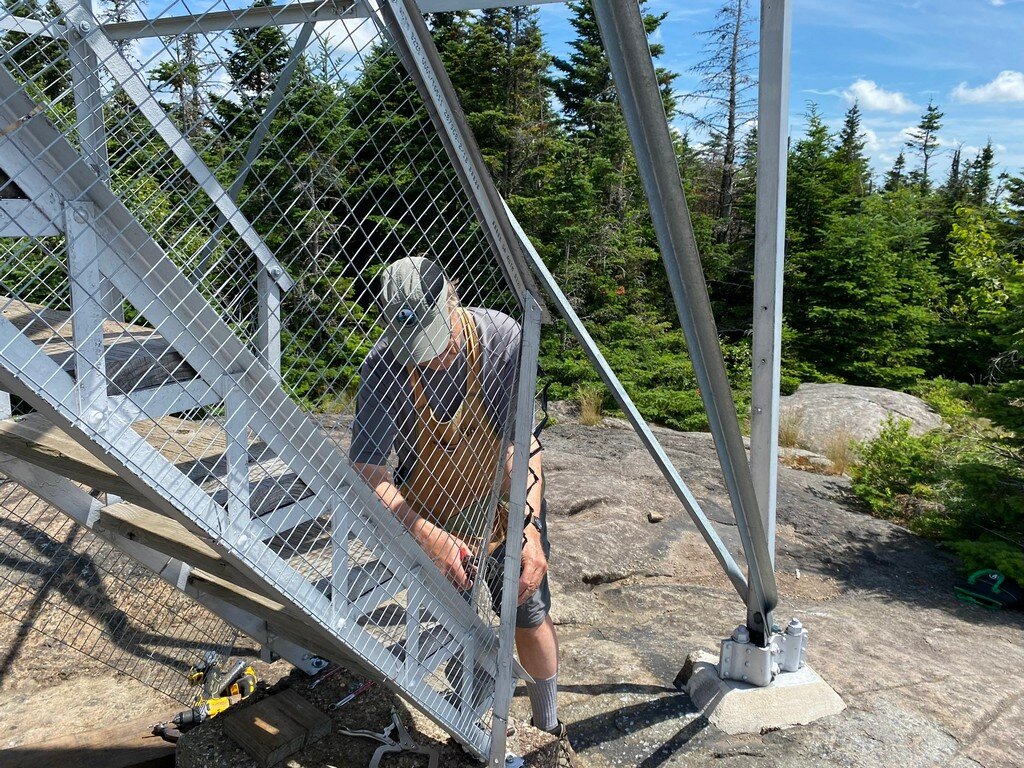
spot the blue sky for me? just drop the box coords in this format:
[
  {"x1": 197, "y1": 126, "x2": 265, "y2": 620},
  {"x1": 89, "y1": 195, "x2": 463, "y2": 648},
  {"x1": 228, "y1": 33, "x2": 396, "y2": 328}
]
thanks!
[{"x1": 537, "y1": 0, "x2": 1024, "y2": 181}]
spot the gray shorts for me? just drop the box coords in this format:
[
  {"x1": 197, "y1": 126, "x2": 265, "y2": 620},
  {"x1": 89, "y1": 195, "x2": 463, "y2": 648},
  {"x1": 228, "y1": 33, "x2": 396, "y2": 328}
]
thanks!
[{"x1": 482, "y1": 499, "x2": 551, "y2": 629}]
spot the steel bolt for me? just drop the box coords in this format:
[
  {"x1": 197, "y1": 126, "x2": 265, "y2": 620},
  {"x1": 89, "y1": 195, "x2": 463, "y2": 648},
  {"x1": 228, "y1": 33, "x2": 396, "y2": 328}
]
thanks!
[
  {"x1": 78, "y1": 20, "x2": 91, "y2": 32},
  {"x1": 786, "y1": 618, "x2": 804, "y2": 635},
  {"x1": 269, "y1": 265, "x2": 283, "y2": 278}
]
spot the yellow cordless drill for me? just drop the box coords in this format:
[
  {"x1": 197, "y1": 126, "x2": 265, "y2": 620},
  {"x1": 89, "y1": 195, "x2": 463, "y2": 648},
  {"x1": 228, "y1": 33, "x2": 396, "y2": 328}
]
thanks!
[{"x1": 155, "y1": 656, "x2": 259, "y2": 740}]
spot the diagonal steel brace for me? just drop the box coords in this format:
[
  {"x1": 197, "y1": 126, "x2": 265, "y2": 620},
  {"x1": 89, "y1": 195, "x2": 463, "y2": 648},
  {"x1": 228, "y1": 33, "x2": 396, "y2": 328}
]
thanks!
[{"x1": 52, "y1": 0, "x2": 293, "y2": 292}]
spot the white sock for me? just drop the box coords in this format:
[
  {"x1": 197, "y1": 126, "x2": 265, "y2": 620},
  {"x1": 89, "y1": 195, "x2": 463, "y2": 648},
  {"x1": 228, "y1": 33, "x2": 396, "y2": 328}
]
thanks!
[{"x1": 526, "y1": 673, "x2": 558, "y2": 732}]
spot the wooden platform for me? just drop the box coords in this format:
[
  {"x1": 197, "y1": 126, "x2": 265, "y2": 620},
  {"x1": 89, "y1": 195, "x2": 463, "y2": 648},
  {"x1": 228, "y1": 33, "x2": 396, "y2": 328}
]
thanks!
[
  {"x1": 1, "y1": 297, "x2": 197, "y2": 394},
  {"x1": 0, "y1": 413, "x2": 312, "y2": 514}
]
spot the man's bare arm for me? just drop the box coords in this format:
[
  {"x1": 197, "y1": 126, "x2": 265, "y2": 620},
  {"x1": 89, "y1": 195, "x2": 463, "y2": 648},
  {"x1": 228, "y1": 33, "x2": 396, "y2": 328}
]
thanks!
[
  {"x1": 504, "y1": 436, "x2": 547, "y2": 605},
  {"x1": 353, "y1": 462, "x2": 472, "y2": 589}
]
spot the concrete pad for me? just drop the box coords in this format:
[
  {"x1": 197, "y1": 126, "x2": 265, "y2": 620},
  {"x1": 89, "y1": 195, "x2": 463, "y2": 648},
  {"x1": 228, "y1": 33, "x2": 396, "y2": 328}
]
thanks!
[{"x1": 684, "y1": 651, "x2": 845, "y2": 735}]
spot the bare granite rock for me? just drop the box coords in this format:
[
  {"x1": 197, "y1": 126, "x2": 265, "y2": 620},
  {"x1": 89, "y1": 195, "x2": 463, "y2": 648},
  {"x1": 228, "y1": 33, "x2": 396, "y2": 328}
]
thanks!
[
  {"x1": 779, "y1": 383, "x2": 944, "y2": 454},
  {"x1": 114, "y1": 417, "x2": 1024, "y2": 768}
]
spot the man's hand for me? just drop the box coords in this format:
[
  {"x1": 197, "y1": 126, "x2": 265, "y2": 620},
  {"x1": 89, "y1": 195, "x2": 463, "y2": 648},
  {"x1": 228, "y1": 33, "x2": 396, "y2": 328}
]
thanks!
[
  {"x1": 410, "y1": 517, "x2": 474, "y2": 591},
  {"x1": 518, "y1": 523, "x2": 548, "y2": 605}
]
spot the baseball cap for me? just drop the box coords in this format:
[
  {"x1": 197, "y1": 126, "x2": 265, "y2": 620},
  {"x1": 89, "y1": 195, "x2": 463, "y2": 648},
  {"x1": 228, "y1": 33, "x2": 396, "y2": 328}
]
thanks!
[{"x1": 377, "y1": 256, "x2": 452, "y2": 365}]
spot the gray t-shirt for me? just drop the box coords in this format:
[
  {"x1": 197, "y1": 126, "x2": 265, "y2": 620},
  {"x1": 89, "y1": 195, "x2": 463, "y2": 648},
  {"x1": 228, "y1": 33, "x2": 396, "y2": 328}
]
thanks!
[{"x1": 349, "y1": 308, "x2": 522, "y2": 478}]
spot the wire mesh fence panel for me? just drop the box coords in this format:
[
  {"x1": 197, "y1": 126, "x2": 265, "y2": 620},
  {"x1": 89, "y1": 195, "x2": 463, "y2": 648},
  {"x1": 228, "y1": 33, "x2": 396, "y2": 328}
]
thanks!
[
  {"x1": 0, "y1": 476, "x2": 237, "y2": 701},
  {"x1": 0, "y1": 0, "x2": 536, "y2": 757}
]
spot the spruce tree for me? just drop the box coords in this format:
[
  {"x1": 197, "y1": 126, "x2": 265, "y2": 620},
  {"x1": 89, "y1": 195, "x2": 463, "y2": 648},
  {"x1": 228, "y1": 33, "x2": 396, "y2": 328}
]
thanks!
[
  {"x1": 551, "y1": 1, "x2": 676, "y2": 147},
  {"x1": 832, "y1": 102, "x2": 871, "y2": 203},
  {"x1": 787, "y1": 106, "x2": 839, "y2": 251},
  {"x1": 150, "y1": 34, "x2": 208, "y2": 135},
  {"x1": 450, "y1": 9, "x2": 555, "y2": 197},
  {"x1": 226, "y1": 0, "x2": 291, "y2": 98},
  {"x1": 905, "y1": 100, "x2": 944, "y2": 192},
  {"x1": 787, "y1": 192, "x2": 941, "y2": 386},
  {"x1": 968, "y1": 140, "x2": 995, "y2": 206},
  {"x1": 884, "y1": 151, "x2": 908, "y2": 192}
]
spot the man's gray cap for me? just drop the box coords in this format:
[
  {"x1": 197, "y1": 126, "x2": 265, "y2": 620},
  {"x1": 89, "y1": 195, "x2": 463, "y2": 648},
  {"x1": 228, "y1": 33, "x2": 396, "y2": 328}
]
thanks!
[{"x1": 378, "y1": 256, "x2": 452, "y2": 365}]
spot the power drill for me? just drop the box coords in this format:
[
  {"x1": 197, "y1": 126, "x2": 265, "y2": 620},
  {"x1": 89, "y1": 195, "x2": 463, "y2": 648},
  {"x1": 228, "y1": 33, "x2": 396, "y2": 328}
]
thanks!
[{"x1": 154, "y1": 657, "x2": 259, "y2": 741}]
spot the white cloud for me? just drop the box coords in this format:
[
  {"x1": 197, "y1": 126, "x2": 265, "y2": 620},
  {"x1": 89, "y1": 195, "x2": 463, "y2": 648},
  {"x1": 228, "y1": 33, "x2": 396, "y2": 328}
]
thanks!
[
  {"x1": 842, "y1": 79, "x2": 917, "y2": 113},
  {"x1": 952, "y1": 70, "x2": 1024, "y2": 103},
  {"x1": 862, "y1": 127, "x2": 882, "y2": 153}
]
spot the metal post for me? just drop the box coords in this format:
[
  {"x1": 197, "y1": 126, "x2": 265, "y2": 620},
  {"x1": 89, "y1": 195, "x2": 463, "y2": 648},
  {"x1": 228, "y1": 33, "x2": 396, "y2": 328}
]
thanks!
[
  {"x1": 590, "y1": 0, "x2": 777, "y2": 642},
  {"x1": 256, "y1": 269, "x2": 282, "y2": 380},
  {"x1": 489, "y1": 293, "x2": 542, "y2": 767},
  {"x1": 67, "y1": 2, "x2": 123, "y2": 321},
  {"x1": 505, "y1": 203, "x2": 748, "y2": 600},
  {"x1": 225, "y1": 380, "x2": 251, "y2": 527},
  {"x1": 65, "y1": 200, "x2": 108, "y2": 417},
  {"x1": 750, "y1": 0, "x2": 792, "y2": 562}
]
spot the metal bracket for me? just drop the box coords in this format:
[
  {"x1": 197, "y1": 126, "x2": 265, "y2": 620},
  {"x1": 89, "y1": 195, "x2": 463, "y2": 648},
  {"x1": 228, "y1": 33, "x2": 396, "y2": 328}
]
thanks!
[{"x1": 718, "y1": 619, "x2": 809, "y2": 687}]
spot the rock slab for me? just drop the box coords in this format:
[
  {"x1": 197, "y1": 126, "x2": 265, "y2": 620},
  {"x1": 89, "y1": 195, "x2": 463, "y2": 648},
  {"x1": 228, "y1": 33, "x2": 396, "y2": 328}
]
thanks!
[
  {"x1": 780, "y1": 382, "x2": 943, "y2": 454},
  {"x1": 685, "y1": 651, "x2": 846, "y2": 735}
]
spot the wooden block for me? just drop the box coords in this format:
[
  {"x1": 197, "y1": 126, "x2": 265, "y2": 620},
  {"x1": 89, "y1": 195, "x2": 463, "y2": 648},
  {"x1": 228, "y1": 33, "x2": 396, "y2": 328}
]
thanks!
[
  {"x1": 223, "y1": 689, "x2": 331, "y2": 768},
  {"x1": 0, "y1": 710, "x2": 178, "y2": 768}
]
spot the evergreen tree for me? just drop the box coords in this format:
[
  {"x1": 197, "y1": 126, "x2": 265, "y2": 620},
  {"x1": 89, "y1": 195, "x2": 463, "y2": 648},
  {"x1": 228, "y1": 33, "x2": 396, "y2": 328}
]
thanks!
[
  {"x1": 943, "y1": 146, "x2": 967, "y2": 204},
  {"x1": 787, "y1": 192, "x2": 941, "y2": 387},
  {"x1": 832, "y1": 102, "x2": 871, "y2": 203},
  {"x1": 786, "y1": 106, "x2": 839, "y2": 251},
  {"x1": 551, "y1": 1, "x2": 676, "y2": 149},
  {"x1": 905, "y1": 100, "x2": 944, "y2": 192},
  {"x1": 2, "y1": 0, "x2": 71, "y2": 105},
  {"x1": 439, "y1": 9, "x2": 555, "y2": 198},
  {"x1": 226, "y1": 0, "x2": 291, "y2": 98},
  {"x1": 884, "y1": 151, "x2": 908, "y2": 192},
  {"x1": 150, "y1": 34, "x2": 208, "y2": 135},
  {"x1": 967, "y1": 140, "x2": 995, "y2": 206}
]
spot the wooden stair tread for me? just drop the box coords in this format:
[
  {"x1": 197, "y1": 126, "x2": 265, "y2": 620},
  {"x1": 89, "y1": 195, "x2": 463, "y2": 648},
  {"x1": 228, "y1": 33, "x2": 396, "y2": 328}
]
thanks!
[{"x1": 1, "y1": 297, "x2": 197, "y2": 394}]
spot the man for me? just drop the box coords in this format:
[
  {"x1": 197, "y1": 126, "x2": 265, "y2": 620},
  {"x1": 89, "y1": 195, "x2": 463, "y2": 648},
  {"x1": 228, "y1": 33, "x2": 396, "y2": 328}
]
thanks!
[{"x1": 349, "y1": 256, "x2": 570, "y2": 757}]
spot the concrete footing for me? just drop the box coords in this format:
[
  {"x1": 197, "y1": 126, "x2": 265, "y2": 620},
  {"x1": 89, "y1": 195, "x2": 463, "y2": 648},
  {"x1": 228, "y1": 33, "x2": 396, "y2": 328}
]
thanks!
[{"x1": 683, "y1": 651, "x2": 845, "y2": 735}]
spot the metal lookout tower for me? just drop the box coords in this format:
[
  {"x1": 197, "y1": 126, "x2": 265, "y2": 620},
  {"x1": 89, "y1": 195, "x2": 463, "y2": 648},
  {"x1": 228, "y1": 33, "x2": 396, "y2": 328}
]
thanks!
[{"x1": 0, "y1": 0, "x2": 813, "y2": 763}]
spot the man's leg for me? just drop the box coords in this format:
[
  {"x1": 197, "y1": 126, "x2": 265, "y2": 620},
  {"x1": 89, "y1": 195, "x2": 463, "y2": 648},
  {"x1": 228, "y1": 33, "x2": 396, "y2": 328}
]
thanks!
[{"x1": 517, "y1": 614, "x2": 560, "y2": 732}]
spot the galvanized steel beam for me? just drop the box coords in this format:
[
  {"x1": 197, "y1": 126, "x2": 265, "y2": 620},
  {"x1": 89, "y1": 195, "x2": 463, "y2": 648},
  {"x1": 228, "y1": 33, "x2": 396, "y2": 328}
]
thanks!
[
  {"x1": 750, "y1": 0, "x2": 792, "y2": 561},
  {"x1": 504, "y1": 202, "x2": 748, "y2": 600},
  {"x1": 590, "y1": 0, "x2": 778, "y2": 642},
  {"x1": 488, "y1": 292, "x2": 542, "y2": 767}
]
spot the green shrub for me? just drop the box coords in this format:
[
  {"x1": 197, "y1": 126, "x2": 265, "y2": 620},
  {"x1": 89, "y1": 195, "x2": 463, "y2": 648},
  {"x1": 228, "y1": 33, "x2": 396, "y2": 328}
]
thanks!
[
  {"x1": 948, "y1": 540, "x2": 1024, "y2": 585},
  {"x1": 851, "y1": 417, "x2": 945, "y2": 520}
]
